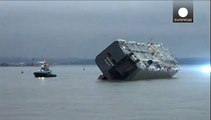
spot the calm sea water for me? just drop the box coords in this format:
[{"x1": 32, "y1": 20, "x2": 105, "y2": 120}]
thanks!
[{"x1": 0, "y1": 65, "x2": 210, "y2": 120}]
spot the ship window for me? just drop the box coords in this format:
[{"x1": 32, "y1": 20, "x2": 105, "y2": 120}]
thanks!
[
  {"x1": 107, "y1": 52, "x2": 111, "y2": 57},
  {"x1": 112, "y1": 59, "x2": 117, "y2": 64}
]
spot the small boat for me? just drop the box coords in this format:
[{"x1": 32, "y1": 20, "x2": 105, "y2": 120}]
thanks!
[{"x1": 34, "y1": 59, "x2": 57, "y2": 78}]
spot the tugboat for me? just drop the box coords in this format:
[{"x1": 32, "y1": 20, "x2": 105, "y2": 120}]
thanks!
[
  {"x1": 34, "y1": 59, "x2": 57, "y2": 78},
  {"x1": 95, "y1": 39, "x2": 179, "y2": 80}
]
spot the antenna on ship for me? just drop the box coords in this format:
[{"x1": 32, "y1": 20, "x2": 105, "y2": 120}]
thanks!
[
  {"x1": 147, "y1": 38, "x2": 153, "y2": 45},
  {"x1": 150, "y1": 38, "x2": 153, "y2": 43},
  {"x1": 32, "y1": 58, "x2": 35, "y2": 66}
]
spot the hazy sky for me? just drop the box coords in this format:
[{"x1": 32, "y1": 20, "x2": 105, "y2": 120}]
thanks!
[{"x1": 0, "y1": 1, "x2": 210, "y2": 59}]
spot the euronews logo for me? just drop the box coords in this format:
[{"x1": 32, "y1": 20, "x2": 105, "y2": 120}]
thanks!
[
  {"x1": 173, "y1": 1, "x2": 193, "y2": 23},
  {"x1": 178, "y1": 7, "x2": 188, "y2": 18}
]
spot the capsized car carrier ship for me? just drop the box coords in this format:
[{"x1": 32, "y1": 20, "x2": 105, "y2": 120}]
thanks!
[{"x1": 95, "y1": 39, "x2": 179, "y2": 80}]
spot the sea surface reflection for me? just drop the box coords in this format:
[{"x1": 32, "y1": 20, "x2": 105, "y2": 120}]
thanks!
[{"x1": 0, "y1": 65, "x2": 210, "y2": 120}]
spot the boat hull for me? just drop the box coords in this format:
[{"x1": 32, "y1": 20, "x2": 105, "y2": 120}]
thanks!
[
  {"x1": 34, "y1": 72, "x2": 57, "y2": 78},
  {"x1": 126, "y1": 69, "x2": 178, "y2": 80}
]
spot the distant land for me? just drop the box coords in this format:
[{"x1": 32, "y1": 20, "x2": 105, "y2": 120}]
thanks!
[
  {"x1": 175, "y1": 57, "x2": 210, "y2": 65},
  {"x1": 0, "y1": 57, "x2": 94, "y2": 66},
  {"x1": 0, "y1": 57, "x2": 210, "y2": 66}
]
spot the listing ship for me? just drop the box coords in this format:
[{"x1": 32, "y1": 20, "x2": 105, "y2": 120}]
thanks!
[
  {"x1": 95, "y1": 39, "x2": 179, "y2": 80},
  {"x1": 34, "y1": 59, "x2": 57, "y2": 78}
]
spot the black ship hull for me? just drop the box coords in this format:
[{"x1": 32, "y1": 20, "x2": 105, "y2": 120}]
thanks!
[{"x1": 34, "y1": 72, "x2": 57, "y2": 78}]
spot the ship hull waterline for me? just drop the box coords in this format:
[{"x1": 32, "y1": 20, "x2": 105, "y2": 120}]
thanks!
[{"x1": 34, "y1": 72, "x2": 57, "y2": 78}]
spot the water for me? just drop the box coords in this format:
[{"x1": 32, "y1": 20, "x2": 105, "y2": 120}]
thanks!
[{"x1": 0, "y1": 65, "x2": 210, "y2": 120}]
